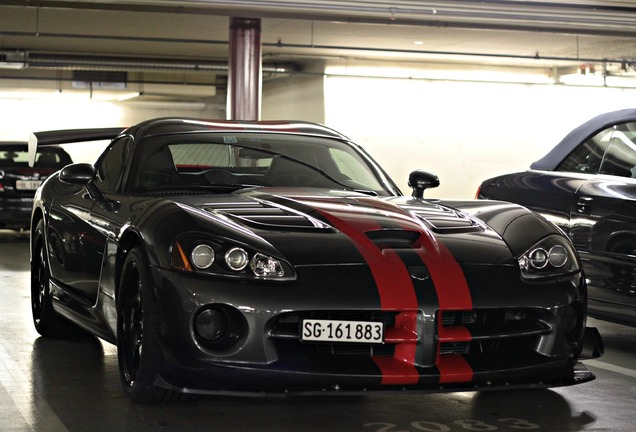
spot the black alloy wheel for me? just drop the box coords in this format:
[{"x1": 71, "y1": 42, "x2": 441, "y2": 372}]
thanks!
[
  {"x1": 117, "y1": 246, "x2": 182, "y2": 402},
  {"x1": 31, "y1": 219, "x2": 71, "y2": 337}
]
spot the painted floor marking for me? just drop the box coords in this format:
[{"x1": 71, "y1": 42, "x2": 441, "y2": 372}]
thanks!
[{"x1": 584, "y1": 359, "x2": 636, "y2": 379}]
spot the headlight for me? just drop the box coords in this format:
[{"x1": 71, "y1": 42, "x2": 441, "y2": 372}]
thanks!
[
  {"x1": 191, "y1": 244, "x2": 215, "y2": 269},
  {"x1": 250, "y1": 253, "x2": 285, "y2": 278},
  {"x1": 518, "y1": 235, "x2": 579, "y2": 280},
  {"x1": 170, "y1": 236, "x2": 296, "y2": 281},
  {"x1": 225, "y1": 247, "x2": 249, "y2": 271}
]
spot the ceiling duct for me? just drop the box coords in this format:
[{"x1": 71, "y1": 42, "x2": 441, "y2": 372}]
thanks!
[
  {"x1": 72, "y1": 70, "x2": 128, "y2": 89},
  {"x1": 26, "y1": 52, "x2": 298, "y2": 74}
]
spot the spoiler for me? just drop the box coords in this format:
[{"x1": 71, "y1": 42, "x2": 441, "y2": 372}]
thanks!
[{"x1": 28, "y1": 127, "x2": 125, "y2": 167}]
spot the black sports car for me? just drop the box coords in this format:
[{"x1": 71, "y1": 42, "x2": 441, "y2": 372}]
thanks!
[
  {"x1": 30, "y1": 118, "x2": 603, "y2": 402},
  {"x1": 0, "y1": 142, "x2": 72, "y2": 230},
  {"x1": 478, "y1": 108, "x2": 636, "y2": 327}
]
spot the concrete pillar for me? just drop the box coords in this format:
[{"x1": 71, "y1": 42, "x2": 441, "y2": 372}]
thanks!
[{"x1": 227, "y1": 17, "x2": 262, "y2": 120}]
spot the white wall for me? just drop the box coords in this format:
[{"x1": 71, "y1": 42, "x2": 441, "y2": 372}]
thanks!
[
  {"x1": 323, "y1": 76, "x2": 636, "y2": 199},
  {"x1": 262, "y1": 74, "x2": 325, "y2": 123},
  {"x1": 3, "y1": 72, "x2": 635, "y2": 200},
  {"x1": 0, "y1": 97, "x2": 224, "y2": 164}
]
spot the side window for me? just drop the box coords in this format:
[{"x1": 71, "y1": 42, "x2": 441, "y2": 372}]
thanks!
[
  {"x1": 94, "y1": 137, "x2": 130, "y2": 192},
  {"x1": 556, "y1": 129, "x2": 610, "y2": 174},
  {"x1": 598, "y1": 124, "x2": 636, "y2": 178}
]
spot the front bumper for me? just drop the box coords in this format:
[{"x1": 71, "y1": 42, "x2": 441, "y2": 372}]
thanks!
[
  {"x1": 0, "y1": 196, "x2": 33, "y2": 229},
  {"x1": 149, "y1": 263, "x2": 596, "y2": 394}
]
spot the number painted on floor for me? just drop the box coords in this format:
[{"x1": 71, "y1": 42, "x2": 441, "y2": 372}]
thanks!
[{"x1": 363, "y1": 418, "x2": 541, "y2": 432}]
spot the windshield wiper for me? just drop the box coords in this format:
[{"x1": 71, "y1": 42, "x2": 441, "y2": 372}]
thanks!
[
  {"x1": 237, "y1": 145, "x2": 375, "y2": 193},
  {"x1": 352, "y1": 189, "x2": 378, "y2": 196}
]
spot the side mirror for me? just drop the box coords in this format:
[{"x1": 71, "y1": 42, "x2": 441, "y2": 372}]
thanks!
[
  {"x1": 60, "y1": 163, "x2": 107, "y2": 203},
  {"x1": 59, "y1": 163, "x2": 96, "y2": 185},
  {"x1": 408, "y1": 169, "x2": 440, "y2": 198}
]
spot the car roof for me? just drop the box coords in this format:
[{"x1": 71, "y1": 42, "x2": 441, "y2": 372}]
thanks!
[
  {"x1": 128, "y1": 118, "x2": 350, "y2": 141},
  {"x1": 530, "y1": 108, "x2": 636, "y2": 170},
  {"x1": 30, "y1": 119, "x2": 351, "y2": 166}
]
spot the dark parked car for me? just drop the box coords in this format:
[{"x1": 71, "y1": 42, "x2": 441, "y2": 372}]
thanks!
[
  {"x1": 478, "y1": 108, "x2": 636, "y2": 326},
  {"x1": 30, "y1": 118, "x2": 602, "y2": 402},
  {"x1": 0, "y1": 142, "x2": 72, "y2": 230}
]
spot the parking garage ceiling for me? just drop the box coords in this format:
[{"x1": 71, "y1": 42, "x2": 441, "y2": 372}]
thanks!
[{"x1": 2, "y1": 1, "x2": 636, "y2": 101}]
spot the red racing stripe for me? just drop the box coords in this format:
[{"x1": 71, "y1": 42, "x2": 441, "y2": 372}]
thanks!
[
  {"x1": 312, "y1": 206, "x2": 420, "y2": 385},
  {"x1": 308, "y1": 197, "x2": 474, "y2": 385},
  {"x1": 356, "y1": 198, "x2": 475, "y2": 384}
]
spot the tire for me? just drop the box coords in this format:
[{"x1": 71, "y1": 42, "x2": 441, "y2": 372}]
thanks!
[
  {"x1": 117, "y1": 246, "x2": 183, "y2": 403},
  {"x1": 31, "y1": 219, "x2": 76, "y2": 338}
]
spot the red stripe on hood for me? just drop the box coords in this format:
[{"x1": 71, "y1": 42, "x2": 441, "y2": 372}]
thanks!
[{"x1": 307, "y1": 196, "x2": 473, "y2": 385}]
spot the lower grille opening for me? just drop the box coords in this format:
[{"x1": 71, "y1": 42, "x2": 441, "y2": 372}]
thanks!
[
  {"x1": 439, "y1": 342, "x2": 470, "y2": 355},
  {"x1": 438, "y1": 308, "x2": 554, "y2": 368},
  {"x1": 315, "y1": 342, "x2": 394, "y2": 356}
]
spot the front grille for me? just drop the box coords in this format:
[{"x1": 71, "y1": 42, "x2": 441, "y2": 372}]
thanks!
[
  {"x1": 438, "y1": 308, "x2": 553, "y2": 368},
  {"x1": 268, "y1": 307, "x2": 556, "y2": 373},
  {"x1": 441, "y1": 310, "x2": 476, "y2": 326},
  {"x1": 439, "y1": 342, "x2": 470, "y2": 355}
]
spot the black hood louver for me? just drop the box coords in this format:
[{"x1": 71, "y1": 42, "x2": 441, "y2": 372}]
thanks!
[
  {"x1": 203, "y1": 200, "x2": 329, "y2": 230},
  {"x1": 399, "y1": 202, "x2": 483, "y2": 234}
]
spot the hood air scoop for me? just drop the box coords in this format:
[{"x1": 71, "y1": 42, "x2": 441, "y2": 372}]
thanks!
[{"x1": 365, "y1": 229, "x2": 421, "y2": 249}]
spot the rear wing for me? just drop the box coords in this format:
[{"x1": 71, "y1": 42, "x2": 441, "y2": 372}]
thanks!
[{"x1": 28, "y1": 127, "x2": 125, "y2": 167}]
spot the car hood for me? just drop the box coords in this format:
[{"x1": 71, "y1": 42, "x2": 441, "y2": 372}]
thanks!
[{"x1": 172, "y1": 187, "x2": 514, "y2": 267}]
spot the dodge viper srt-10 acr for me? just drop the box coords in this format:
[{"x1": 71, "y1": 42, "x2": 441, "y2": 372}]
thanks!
[
  {"x1": 29, "y1": 118, "x2": 603, "y2": 402},
  {"x1": 0, "y1": 142, "x2": 72, "y2": 230},
  {"x1": 478, "y1": 109, "x2": 636, "y2": 326}
]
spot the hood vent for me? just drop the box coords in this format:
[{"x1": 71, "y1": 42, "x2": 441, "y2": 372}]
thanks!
[
  {"x1": 203, "y1": 200, "x2": 329, "y2": 230},
  {"x1": 365, "y1": 229, "x2": 421, "y2": 249},
  {"x1": 412, "y1": 209, "x2": 482, "y2": 234},
  {"x1": 396, "y1": 200, "x2": 483, "y2": 234},
  {"x1": 425, "y1": 216, "x2": 479, "y2": 231}
]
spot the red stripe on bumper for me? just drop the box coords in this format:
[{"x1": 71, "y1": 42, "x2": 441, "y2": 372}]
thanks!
[
  {"x1": 436, "y1": 324, "x2": 474, "y2": 383},
  {"x1": 436, "y1": 354, "x2": 474, "y2": 384}
]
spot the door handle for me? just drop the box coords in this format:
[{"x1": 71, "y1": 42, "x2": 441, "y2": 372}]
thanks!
[{"x1": 576, "y1": 196, "x2": 593, "y2": 213}]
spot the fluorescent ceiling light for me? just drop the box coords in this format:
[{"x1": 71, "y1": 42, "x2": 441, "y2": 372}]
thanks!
[{"x1": 325, "y1": 65, "x2": 552, "y2": 84}]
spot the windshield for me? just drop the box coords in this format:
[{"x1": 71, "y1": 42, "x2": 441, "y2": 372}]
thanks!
[{"x1": 129, "y1": 133, "x2": 393, "y2": 196}]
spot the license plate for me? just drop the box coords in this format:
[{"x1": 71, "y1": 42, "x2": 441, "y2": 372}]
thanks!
[
  {"x1": 301, "y1": 319, "x2": 383, "y2": 343},
  {"x1": 16, "y1": 180, "x2": 42, "y2": 190}
]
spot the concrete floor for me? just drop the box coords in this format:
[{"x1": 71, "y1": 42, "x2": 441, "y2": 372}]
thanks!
[{"x1": 1, "y1": 230, "x2": 635, "y2": 432}]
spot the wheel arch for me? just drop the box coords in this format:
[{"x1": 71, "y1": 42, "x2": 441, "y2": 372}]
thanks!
[
  {"x1": 30, "y1": 207, "x2": 45, "y2": 257},
  {"x1": 115, "y1": 229, "x2": 145, "y2": 309}
]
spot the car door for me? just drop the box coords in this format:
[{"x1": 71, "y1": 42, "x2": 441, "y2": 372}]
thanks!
[
  {"x1": 47, "y1": 137, "x2": 131, "y2": 307},
  {"x1": 46, "y1": 173, "x2": 103, "y2": 305},
  {"x1": 571, "y1": 124, "x2": 636, "y2": 310}
]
